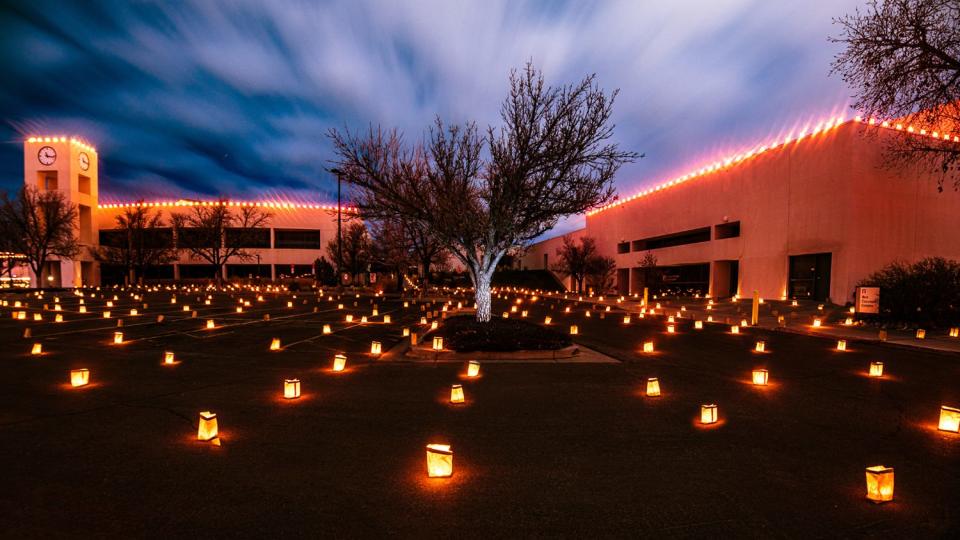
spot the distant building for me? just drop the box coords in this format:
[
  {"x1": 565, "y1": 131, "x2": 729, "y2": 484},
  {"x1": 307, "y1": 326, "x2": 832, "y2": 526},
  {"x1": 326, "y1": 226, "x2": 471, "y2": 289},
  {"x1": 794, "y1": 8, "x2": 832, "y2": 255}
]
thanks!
[
  {"x1": 19, "y1": 136, "x2": 353, "y2": 287},
  {"x1": 523, "y1": 117, "x2": 960, "y2": 303}
]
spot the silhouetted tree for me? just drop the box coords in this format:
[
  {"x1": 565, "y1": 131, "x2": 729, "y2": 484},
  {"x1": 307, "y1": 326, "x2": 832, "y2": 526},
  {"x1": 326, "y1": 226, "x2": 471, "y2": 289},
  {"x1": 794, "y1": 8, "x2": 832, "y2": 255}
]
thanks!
[
  {"x1": 637, "y1": 251, "x2": 659, "y2": 290},
  {"x1": 0, "y1": 185, "x2": 80, "y2": 288},
  {"x1": 326, "y1": 221, "x2": 371, "y2": 284},
  {"x1": 328, "y1": 64, "x2": 637, "y2": 321},
  {"x1": 406, "y1": 220, "x2": 447, "y2": 289},
  {"x1": 92, "y1": 203, "x2": 177, "y2": 285},
  {"x1": 0, "y1": 230, "x2": 22, "y2": 285},
  {"x1": 832, "y1": 0, "x2": 960, "y2": 190},
  {"x1": 171, "y1": 200, "x2": 272, "y2": 285},
  {"x1": 551, "y1": 235, "x2": 597, "y2": 293},
  {"x1": 369, "y1": 218, "x2": 412, "y2": 292},
  {"x1": 586, "y1": 254, "x2": 617, "y2": 294},
  {"x1": 314, "y1": 256, "x2": 336, "y2": 286}
]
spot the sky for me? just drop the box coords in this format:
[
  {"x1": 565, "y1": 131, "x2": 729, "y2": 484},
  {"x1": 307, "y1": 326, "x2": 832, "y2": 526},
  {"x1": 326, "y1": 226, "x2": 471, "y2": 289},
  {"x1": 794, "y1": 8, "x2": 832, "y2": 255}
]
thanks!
[{"x1": 0, "y1": 0, "x2": 864, "y2": 237}]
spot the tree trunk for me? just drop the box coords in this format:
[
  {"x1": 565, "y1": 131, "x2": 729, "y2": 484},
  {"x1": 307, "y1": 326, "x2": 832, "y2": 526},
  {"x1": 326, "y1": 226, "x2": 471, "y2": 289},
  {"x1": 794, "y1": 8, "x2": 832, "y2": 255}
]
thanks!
[
  {"x1": 420, "y1": 259, "x2": 430, "y2": 290},
  {"x1": 475, "y1": 272, "x2": 492, "y2": 322}
]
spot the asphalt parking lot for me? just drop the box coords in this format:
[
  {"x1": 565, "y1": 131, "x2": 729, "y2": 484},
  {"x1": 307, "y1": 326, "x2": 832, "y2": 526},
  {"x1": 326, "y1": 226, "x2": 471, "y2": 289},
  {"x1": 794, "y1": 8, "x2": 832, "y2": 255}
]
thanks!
[{"x1": 1, "y1": 287, "x2": 958, "y2": 537}]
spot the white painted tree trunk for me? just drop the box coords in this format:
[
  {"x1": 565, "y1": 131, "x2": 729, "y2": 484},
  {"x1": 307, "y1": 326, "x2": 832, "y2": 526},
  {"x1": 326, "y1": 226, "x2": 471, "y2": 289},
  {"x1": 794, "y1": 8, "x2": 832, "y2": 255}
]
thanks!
[
  {"x1": 475, "y1": 272, "x2": 492, "y2": 322},
  {"x1": 468, "y1": 251, "x2": 503, "y2": 323}
]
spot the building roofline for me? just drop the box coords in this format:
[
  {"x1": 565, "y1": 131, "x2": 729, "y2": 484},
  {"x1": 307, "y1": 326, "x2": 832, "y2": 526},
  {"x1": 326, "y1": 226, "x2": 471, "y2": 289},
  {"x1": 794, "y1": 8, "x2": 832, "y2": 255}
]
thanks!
[
  {"x1": 587, "y1": 114, "x2": 959, "y2": 217},
  {"x1": 97, "y1": 199, "x2": 357, "y2": 213}
]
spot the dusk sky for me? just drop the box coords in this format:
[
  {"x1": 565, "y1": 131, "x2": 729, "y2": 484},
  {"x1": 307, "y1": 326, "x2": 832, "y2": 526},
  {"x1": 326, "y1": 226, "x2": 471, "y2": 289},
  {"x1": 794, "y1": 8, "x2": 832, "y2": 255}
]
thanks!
[{"x1": 1, "y1": 0, "x2": 862, "y2": 236}]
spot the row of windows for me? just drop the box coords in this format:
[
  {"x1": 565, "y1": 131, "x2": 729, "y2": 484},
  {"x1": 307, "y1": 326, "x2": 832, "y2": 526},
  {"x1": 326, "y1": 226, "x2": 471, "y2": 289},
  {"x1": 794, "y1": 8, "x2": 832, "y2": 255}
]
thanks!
[
  {"x1": 101, "y1": 263, "x2": 317, "y2": 282},
  {"x1": 617, "y1": 221, "x2": 741, "y2": 254},
  {"x1": 98, "y1": 228, "x2": 322, "y2": 250}
]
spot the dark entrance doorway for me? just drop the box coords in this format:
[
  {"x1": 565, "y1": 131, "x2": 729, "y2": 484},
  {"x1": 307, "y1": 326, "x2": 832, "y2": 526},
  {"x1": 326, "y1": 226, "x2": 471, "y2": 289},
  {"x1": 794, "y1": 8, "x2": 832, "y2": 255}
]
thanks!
[
  {"x1": 712, "y1": 260, "x2": 739, "y2": 298},
  {"x1": 789, "y1": 253, "x2": 832, "y2": 301}
]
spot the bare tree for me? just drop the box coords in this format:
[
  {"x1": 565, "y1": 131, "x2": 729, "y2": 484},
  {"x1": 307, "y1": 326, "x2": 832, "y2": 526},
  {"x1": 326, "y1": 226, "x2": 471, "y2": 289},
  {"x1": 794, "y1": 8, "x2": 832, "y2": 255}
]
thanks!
[
  {"x1": 92, "y1": 203, "x2": 177, "y2": 285},
  {"x1": 0, "y1": 230, "x2": 23, "y2": 286},
  {"x1": 171, "y1": 201, "x2": 272, "y2": 284},
  {"x1": 326, "y1": 221, "x2": 371, "y2": 284},
  {"x1": 586, "y1": 254, "x2": 617, "y2": 294},
  {"x1": 832, "y1": 0, "x2": 960, "y2": 190},
  {"x1": 328, "y1": 64, "x2": 637, "y2": 321},
  {"x1": 369, "y1": 218, "x2": 413, "y2": 293},
  {"x1": 406, "y1": 219, "x2": 447, "y2": 289},
  {"x1": 0, "y1": 185, "x2": 80, "y2": 288},
  {"x1": 637, "y1": 251, "x2": 659, "y2": 290},
  {"x1": 551, "y1": 235, "x2": 597, "y2": 293}
]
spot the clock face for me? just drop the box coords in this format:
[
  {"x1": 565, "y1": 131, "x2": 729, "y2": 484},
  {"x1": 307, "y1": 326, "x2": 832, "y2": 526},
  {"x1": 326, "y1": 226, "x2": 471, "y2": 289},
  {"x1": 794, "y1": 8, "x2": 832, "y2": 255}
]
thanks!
[
  {"x1": 38, "y1": 146, "x2": 57, "y2": 166},
  {"x1": 79, "y1": 152, "x2": 90, "y2": 171}
]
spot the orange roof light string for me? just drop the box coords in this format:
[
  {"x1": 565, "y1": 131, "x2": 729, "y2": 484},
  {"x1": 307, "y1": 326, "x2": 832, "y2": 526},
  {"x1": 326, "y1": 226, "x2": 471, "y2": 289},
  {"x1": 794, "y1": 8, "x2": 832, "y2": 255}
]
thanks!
[
  {"x1": 97, "y1": 200, "x2": 357, "y2": 212},
  {"x1": 24, "y1": 136, "x2": 353, "y2": 212},
  {"x1": 25, "y1": 135, "x2": 97, "y2": 153},
  {"x1": 586, "y1": 112, "x2": 959, "y2": 216}
]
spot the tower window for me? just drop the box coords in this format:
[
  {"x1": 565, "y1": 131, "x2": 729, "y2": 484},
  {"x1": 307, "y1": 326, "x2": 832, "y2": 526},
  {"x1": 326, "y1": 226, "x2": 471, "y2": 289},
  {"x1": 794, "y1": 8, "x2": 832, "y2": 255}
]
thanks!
[{"x1": 37, "y1": 171, "x2": 58, "y2": 191}]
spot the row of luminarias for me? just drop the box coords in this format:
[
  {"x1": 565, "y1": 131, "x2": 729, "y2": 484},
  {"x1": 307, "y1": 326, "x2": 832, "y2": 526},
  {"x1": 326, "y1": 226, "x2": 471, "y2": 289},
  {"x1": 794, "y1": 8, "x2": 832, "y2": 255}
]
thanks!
[
  {"x1": 509, "y1": 290, "x2": 958, "y2": 503},
  {"x1": 19, "y1": 286, "x2": 960, "y2": 496},
  {"x1": 194, "y1": 359, "x2": 481, "y2": 478}
]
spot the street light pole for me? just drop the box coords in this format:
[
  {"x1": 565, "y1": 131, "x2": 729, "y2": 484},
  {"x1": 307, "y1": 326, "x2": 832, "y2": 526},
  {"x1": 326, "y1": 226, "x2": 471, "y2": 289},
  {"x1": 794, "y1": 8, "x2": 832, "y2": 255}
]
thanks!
[{"x1": 329, "y1": 168, "x2": 344, "y2": 290}]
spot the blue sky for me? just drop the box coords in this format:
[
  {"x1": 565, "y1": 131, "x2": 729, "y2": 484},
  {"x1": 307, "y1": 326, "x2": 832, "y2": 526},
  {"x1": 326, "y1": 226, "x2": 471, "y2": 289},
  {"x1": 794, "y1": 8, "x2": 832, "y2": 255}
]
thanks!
[{"x1": 1, "y1": 0, "x2": 862, "y2": 237}]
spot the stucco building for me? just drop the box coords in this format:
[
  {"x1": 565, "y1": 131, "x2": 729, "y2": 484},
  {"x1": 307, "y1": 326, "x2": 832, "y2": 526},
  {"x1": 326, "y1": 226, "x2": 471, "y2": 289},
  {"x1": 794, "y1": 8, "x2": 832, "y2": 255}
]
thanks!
[
  {"x1": 19, "y1": 135, "x2": 350, "y2": 287},
  {"x1": 523, "y1": 116, "x2": 960, "y2": 303}
]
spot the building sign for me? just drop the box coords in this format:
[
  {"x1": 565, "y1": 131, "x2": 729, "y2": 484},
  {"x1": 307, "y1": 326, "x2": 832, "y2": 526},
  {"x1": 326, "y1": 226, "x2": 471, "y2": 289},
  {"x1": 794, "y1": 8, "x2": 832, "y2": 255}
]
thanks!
[
  {"x1": 369, "y1": 272, "x2": 377, "y2": 284},
  {"x1": 855, "y1": 286, "x2": 880, "y2": 314}
]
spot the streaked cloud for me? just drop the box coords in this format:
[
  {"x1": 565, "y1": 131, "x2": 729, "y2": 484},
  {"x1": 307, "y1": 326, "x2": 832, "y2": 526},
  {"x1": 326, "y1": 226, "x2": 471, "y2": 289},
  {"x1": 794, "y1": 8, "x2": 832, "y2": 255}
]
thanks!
[{"x1": 0, "y1": 0, "x2": 862, "y2": 236}]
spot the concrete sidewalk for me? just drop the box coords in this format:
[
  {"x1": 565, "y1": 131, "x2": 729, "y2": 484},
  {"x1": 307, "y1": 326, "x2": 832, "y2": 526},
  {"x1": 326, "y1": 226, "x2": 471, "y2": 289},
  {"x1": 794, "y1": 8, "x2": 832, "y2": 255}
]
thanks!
[{"x1": 553, "y1": 293, "x2": 960, "y2": 355}]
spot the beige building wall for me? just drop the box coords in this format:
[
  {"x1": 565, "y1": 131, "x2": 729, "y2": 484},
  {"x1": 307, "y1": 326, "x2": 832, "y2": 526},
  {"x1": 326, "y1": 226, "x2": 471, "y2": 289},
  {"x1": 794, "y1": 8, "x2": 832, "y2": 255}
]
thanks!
[
  {"x1": 22, "y1": 135, "x2": 355, "y2": 286},
  {"x1": 96, "y1": 202, "x2": 354, "y2": 280},
  {"x1": 525, "y1": 120, "x2": 960, "y2": 302},
  {"x1": 520, "y1": 230, "x2": 585, "y2": 291}
]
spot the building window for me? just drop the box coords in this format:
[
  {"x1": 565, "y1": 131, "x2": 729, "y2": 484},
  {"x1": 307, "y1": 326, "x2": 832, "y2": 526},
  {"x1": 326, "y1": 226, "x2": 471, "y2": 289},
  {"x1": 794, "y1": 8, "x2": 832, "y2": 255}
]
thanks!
[
  {"x1": 99, "y1": 230, "x2": 126, "y2": 247},
  {"x1": 226, "y1": 228, "x2": 271, "y2": 248},
  {"x1": 275, "y1": 229, "x2": 322, "y2": 249},
  {"x1": 99, "y1": 228, "x2": 174, "y2": 249},
  {"x1": 630, "y1": 227, "x2": 711, "y2": 251},
  {"x1": 715, "y1": 221, "x2": 740, "y2": 239},
  {"x1": 78, "y1": 205, "x2": 92, "y2": 244},
  {"x1": 37, "y1": 171, "x2": 57, "y2": 191},
  {"x1": 617, "y1": 242, "x2": 630, "y2": 254},
  {"x1": 78, "y1": 175, "x2": 91, "y2": 195}
]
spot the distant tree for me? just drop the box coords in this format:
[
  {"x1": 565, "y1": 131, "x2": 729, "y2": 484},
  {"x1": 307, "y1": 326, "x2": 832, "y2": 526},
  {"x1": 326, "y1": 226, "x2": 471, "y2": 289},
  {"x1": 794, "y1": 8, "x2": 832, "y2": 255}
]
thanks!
[
  {"x1": 326, "y1": 221, "x2": 371, "y2": 284},
  {"x1": 170, "y1": 200, "x2": 272, "y2": 285},
  {"x1": 0, "y1": 229, "x2": 21, "y2": 285},
  {"x1": 0, "y1": 185, "x2": 80, "y2": 288},
  {"x1": 313, "y1": 256, "x2": 336, "y2": 286},
  {"x1": 91, "y1": 203, "x2": 177, "y2": 285},
  {"x1": 637, "y1": 251, "x2": 659, "y2": 290},
  {"x1": 369, "y1": 218, "x2": 413, "y2": 292},
  {"x1": 551, "y1": 235, "x2": 597, "y2": 293},
  {"x1": 586, "y1": 254, "x2": 617, "y2": 294},
  {"x1": 328, "y1": 64, "x2": 637, "y2": 321},
  {"x1": 832, "y1": 0, "x2": 960, "y2": 190},
  {"x1": 406, "y1": 220, "x2": 448, "y2": 289}
]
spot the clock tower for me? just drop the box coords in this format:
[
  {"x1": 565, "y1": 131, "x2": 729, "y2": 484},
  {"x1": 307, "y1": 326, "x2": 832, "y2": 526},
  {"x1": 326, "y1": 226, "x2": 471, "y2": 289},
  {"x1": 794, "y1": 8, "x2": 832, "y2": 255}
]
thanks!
[{"x1": 23, "y1": 136, "x2": 99, "y2": 287}]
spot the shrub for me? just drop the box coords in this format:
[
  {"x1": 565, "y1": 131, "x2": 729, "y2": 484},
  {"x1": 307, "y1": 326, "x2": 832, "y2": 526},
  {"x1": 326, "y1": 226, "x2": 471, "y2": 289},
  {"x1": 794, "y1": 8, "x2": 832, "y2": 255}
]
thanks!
[
  {"x1": 439, "y1": 315, "x2": 572, "y2": 352},
  {"x1": 858, "y1": 257, "x2": 960, "y2": 326}
]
